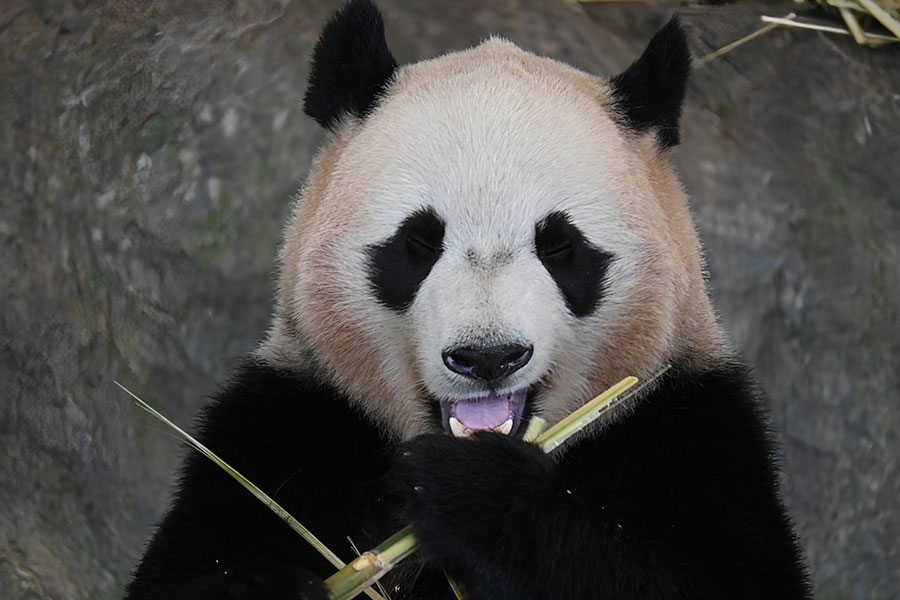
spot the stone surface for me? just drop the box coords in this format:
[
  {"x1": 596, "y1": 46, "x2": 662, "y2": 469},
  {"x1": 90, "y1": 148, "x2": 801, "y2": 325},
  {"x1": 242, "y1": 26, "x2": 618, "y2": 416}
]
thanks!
[{"x1": 1, "y1": 1, "x2": 897, "y2": 598}]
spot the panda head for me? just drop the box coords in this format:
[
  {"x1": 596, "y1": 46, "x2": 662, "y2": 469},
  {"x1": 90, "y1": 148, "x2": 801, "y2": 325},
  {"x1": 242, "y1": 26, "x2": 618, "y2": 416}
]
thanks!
[{"x1": 260, "y1": 0, "x2": 727, "y2": 440}]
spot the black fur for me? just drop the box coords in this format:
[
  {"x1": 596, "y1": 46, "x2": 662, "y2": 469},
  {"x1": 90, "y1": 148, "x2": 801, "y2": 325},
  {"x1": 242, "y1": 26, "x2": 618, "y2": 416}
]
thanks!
[
  {"x1": 609, "y1": 16, "x2": 691, "y2": 150},
  {"x1": 125, "y1": 362, "x2": 398, "y2": 600},
  {"x1": 127, "y1": 360, "x2": 810, "y2": 599},
  {"x1": 303, "y1": 0, "x2": 398, "y2": 130},
  {"x1": 394, "y1": 362, "x2": 811, "y2": 599},
  {"x1": 535, "y1": 212, "x2": 614, "y2": 318},
  {"x1": 368, "y1": 207, "x2": 446, "y2": 312}
]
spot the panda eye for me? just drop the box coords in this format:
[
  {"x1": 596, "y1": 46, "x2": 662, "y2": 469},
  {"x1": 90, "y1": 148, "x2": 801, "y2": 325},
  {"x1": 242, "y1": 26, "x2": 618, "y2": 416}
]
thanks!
[
  {"x1": 368, "y1": 207, "x2": 446, "y2": 312},
  {"x1": 403, "y1": 209, "x2": 445, "y2": 255},
  {"x1": 537, "y1": 238, "x2": 573, "y2": 259},
  {"x1": 534, "y1": 211, "x2": 614, "y2": 318},
  {"x1": 406, "y1": 232, "x2": 441, "y2": 254},
  {"x1": 535, "y1": 214, "x2": 575, "y2": 260}
]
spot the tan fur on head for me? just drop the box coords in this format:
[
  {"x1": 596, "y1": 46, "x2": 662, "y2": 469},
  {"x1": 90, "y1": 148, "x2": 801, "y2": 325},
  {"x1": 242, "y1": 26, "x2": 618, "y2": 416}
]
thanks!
[{"x1": 259, "y1": 38, "x2": 726, "y2": 440}]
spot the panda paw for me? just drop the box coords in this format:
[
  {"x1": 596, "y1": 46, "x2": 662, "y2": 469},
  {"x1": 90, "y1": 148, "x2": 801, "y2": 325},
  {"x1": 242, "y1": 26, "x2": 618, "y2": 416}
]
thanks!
[{"x1": 391, "y1": 432, "x2": 565, "y2": 595}]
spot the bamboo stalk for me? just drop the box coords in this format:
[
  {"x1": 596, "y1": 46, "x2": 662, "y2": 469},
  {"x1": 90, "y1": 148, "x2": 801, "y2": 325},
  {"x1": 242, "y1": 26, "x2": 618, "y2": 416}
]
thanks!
[
  {"x1": 760, "y1": 15, "x2": 900, "y2": 43},
  {"x1": 522, "y1": 416, "x2": 548, "y2": 442},
  {"x1": 325, "y1": 526, "x2": 418, "y2": 600},
  {"x1": 840, "y1": 6, "x2": 870, "y2": 44},
  {"x1": 856, "y1": 0, "x2": 900, "y2": 38},
  {"x1": 696, "y1": 14, "x2": 795, "y2": 66},
  {"x1": 348, "y1": 537, "x2": 393, "y2": 600},
  {"x1": 533, "y1": 376, "x2": 638, "y2": 452},
  {"x1": 445, "y1": 574, "x2": 464, "y2": 599}
]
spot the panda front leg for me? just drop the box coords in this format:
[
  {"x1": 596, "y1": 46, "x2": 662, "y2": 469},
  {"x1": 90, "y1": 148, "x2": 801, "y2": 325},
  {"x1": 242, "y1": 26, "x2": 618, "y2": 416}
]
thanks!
[
  {"x1": 394, "y1": 432, "x2": 757, "y2": 600},
  {"x1": 392, "y1": 432, "x2": 613, "y2": 600},
  {"x1": 393, "y1": 426, "x2": 810, "y2": 600}
]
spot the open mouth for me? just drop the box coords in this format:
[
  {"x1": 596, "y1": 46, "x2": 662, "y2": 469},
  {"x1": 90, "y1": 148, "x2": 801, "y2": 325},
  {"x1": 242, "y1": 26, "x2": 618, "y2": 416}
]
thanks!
[{"x1": 440, "y1": 389, "x2": 529, "y2": 438}]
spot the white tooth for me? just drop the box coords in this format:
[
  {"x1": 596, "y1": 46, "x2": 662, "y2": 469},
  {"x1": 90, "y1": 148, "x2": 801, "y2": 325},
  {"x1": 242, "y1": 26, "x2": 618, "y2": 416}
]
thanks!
[
  {"x1": 495, "y1": 418, "x2": 513, "y2": 435},
  {"x1": 449, "y1": 417, "x2": 471, "y2": 438}
]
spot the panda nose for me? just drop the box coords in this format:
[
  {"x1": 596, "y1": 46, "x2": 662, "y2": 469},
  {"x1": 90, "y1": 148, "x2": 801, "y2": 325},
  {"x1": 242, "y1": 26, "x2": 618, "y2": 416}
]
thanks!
[{"x1": 442, "y1": 344, "x2": 533, "y2": 382}]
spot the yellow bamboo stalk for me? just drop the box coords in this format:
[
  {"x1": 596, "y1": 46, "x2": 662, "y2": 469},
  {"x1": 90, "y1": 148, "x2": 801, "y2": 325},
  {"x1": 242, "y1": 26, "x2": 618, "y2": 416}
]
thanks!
[
  {"x1": 532, "y1": 376, "x2": 638, "y2": 452},
  {"x1": 696, "y1": 15, "x2": 795, "y2": 66},
  {"x1": 760, "y1": 15, "x2": 900, "y2": 43},
  {"x1": 522, "y1": 416, "x2": 548, "y2": 442},
  {"x1": 840, "y1": 6, "x2": 870, "y2": 45},
  {"x1": 856, "y1": 0, "x2": 900, "y2": 39}
]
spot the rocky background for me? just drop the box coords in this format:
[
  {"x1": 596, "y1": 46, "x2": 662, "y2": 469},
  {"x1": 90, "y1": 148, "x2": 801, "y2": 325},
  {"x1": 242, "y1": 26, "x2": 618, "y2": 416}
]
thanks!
[{"x1": 1, "y1": 0, "x2": 897, "y2": 598}]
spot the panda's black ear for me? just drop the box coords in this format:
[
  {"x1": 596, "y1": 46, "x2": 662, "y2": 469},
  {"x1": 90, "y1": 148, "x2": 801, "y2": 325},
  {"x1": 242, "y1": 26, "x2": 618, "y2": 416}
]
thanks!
[
  {"x1": 609, "y1": 16, "x2": 691, "y2": 150},
  {"x1": 303, "y1": 0, "x2": 398, "y2": 130}
]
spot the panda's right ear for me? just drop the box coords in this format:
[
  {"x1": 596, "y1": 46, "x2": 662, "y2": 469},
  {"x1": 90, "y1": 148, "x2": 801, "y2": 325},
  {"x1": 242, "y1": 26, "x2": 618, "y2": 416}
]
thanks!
[{"x1": 303, "y1": 0, "x2": 398, "y2": 130}]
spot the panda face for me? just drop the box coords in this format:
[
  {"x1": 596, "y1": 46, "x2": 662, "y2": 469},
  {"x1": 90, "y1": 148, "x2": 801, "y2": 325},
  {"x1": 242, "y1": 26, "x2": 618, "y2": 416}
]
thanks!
[
  {"x1": 269, "y1": 32, "x2": 724, "y2": 440},
  {"x1": 371, "y1": 205, "x2": 616, "y2": 438}
]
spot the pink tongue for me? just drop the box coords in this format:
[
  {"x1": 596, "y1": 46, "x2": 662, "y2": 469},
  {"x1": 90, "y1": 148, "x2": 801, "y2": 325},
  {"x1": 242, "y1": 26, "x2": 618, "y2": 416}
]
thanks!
[{"x1": 453, "y1": 395, "x2": 510, "y2": 430}]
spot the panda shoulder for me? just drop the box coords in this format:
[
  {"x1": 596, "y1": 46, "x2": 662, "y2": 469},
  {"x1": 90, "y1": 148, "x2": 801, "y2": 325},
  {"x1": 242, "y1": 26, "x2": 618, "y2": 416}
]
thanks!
[
  {"x1": 591, "y1": 358, "x2": 782, "y2": 489},
  {"x1": 186, "y1": 360, "x2": 389, "y2": 481},
  {"x1": 636, "y1": 359, "x2": 773, "y2": 447}
]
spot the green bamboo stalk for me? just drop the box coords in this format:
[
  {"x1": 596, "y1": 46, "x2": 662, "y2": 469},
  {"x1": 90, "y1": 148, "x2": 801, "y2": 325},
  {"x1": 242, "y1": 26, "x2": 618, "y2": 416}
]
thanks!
[
  {"x1": 445, "y1": 574, "x2": 464, "y2": 600},
  {"x1": 325, "y1": 526, "x2": 418, "y2": 600},
  {"x1": 533, "y1": 376, "x2": 637, "y2": 452}
]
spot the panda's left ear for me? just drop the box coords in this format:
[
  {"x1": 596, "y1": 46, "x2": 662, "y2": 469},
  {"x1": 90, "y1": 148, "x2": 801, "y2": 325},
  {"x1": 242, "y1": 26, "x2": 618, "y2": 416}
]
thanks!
[
  {"x1": 303, "y1": 0, "x2": 398, "y2": 130},
  {"x1": 609, "y1": 16, "x2": 691, "y2": 150}
]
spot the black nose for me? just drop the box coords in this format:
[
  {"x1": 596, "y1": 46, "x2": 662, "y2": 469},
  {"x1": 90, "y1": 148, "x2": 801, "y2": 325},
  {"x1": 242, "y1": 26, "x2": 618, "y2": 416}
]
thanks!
[{"x1": 442, "y1": 344, "x2": 533, "y2": 382}]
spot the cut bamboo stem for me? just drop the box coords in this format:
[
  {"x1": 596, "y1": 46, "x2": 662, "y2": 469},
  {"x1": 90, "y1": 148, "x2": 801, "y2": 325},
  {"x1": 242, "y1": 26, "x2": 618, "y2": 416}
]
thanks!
[
  {"x1": 522, "y1": 416, "x2": 548, "y2": 442},
  {"x1": 325, "y1": 526, "x2": 418, "y2": 600}
]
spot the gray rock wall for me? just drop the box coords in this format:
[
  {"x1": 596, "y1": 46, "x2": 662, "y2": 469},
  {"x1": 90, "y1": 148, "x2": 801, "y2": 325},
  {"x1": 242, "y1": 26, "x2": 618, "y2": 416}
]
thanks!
[{"x1": 1, "y1": 1, "x2": 897, "y2": 598}]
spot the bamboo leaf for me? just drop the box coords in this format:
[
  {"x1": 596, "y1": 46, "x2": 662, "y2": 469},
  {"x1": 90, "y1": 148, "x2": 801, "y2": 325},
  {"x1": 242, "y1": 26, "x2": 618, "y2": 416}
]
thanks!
[{"x1": 115, "y1": 381, "x2": 387, "y2": 600}]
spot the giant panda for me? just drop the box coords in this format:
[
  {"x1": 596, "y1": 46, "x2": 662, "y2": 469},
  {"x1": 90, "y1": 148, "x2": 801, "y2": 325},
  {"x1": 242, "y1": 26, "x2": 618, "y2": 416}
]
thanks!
[{"x1": 125, "y1": 1, "x2": 811, "y2": 599}]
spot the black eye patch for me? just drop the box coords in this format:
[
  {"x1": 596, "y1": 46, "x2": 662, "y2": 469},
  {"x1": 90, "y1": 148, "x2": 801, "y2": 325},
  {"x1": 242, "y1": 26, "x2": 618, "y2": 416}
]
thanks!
[
  {"x1": 367, "y1": 207, "x2": 446, "y2": 312},
  {"x1": 535, "y1": 212, "x2": 614, "y2": 318}
]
